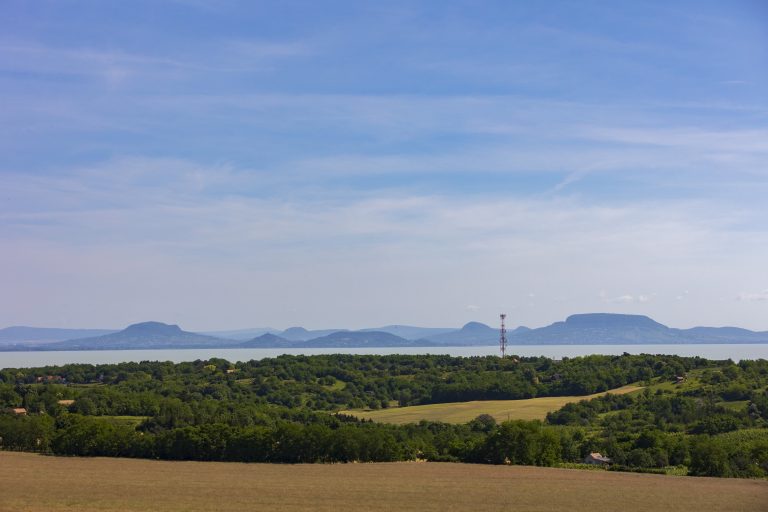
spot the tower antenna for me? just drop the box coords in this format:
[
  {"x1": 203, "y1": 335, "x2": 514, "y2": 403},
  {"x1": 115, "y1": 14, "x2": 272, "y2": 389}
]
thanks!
[{"x1": 499, "y1": 313, "x2": 507, "y2": 358}]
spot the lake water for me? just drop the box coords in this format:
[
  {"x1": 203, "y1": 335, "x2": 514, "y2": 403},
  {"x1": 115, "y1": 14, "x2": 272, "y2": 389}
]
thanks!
[{"x1": 2, "y1": 344, "x2": 767, "y2": 369}]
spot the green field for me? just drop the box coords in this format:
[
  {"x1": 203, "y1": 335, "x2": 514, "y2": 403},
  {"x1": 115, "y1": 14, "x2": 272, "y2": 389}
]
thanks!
[
  {"x1": 99, "y1": 415, "x2": 149, "y2": 427},
  {"x1": 341, "y1": 384, "x2": 642, "y2": 424}
]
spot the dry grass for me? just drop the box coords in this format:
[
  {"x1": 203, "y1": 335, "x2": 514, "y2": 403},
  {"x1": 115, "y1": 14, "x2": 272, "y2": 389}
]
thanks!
[
  {"x1": 1, "y1": 452, "x2": 766, "y2": 512},
  {"x1": 341, "y1": 384, "x2": 642, "y2": 424}
]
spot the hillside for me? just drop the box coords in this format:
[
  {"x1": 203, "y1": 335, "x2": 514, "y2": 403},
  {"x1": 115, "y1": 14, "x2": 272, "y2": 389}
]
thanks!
[{"x1": 342, "y1": 384, "x2": 642, "y2": 424}]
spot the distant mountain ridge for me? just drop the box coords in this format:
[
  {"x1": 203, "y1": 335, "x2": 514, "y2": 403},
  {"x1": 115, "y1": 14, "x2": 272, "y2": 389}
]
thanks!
[
  {"x1": 2, "y1": 313, "x2": 768, "y2": 351},
  {"x1": 516, "y1": 314, "x2": 768, "y2": 345},
  {"x1": 201, "y1": 328, "x2": 278, "y2": 341},
  {"x1": 292, "y1": 331, "x2": 421, "y2": 348},
  {"x1": 0, "y1": 326, "x2": 118, "y2": 345},
  {"x1": 45, "y1": 322, "x2": 231, "y2": 350},
  {"x1": 420, "y1": 322, "x2": 498, "y2": 346},
  {"x1": 280, "y1": 327, "x2": 347, "y2": 341},
  {"x1": 360, "y1": 325, "x2": 455, "y2": 340}
]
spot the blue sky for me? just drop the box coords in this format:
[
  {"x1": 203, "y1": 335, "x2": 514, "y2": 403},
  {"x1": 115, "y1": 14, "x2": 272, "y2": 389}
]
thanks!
[{"x1": 1, "y1": 0, "x2": 767, "y2": 330}]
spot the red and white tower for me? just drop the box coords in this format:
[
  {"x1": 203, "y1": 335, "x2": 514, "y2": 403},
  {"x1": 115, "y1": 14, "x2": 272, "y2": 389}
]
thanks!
[{"x1": 499, "y1": 313, "x2": 507, "y2": 358}]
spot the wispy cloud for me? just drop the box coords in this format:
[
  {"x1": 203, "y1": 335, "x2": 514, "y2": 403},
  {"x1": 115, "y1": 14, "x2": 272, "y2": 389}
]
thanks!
[
  {"x1": 601, "y1": 292, "x2": 656, "y2": 304},
  {"x1": 2, "y1": 155, "x2": 768, "y2": 329},
  {"x1": 737, "y1": 290, "x2": 768, "y2": 302},
  {"x1": 0, "y1": 38, "x2": 310, "y2": 85},
  {"x1": 2, "y1": 1, "x2": 767, "y2": 330}
]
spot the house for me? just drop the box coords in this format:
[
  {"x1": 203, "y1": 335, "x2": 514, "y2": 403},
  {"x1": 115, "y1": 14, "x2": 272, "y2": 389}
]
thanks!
[
  {"x1": 675, "y1": 375, "x2": 686, "y2": 384},
  {"x1": 10, "y1": 408, "x2": 27, "y2": 416},
  {"x1": 35, "y1": 375, "x2": 64, "y2": 383},
  {"x1": 584, "y1": 452, "x2": 612, "y2": 465},
  {"x1": 57, "y1": 400, "x2": 75, "y2": 406}
]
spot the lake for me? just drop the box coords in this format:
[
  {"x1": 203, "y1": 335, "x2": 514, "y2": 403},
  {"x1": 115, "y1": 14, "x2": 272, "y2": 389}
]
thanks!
[{"x1": 2, "y1": 344, "x2": 768, "y2": 369}]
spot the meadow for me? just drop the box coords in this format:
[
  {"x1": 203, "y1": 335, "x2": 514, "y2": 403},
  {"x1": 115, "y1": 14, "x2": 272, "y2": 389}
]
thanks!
[
  {"x1": 1, "y1": 452, "x2": 766, "y2": 512},
  {"x1": 341, "y1": 383, "x2": 642, "y2": 424}
]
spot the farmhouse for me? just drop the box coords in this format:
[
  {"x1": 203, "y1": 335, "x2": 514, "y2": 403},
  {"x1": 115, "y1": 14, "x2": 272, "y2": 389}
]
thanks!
[
  {"x1": 583, "y1": 452, "x2": 611, "y2": 466},
  {"x1": 36, "y1": 375, "x2": 64, "y2": 383},
  {"x1": 8, "y1": 408, "x2": 28, "y2": 416}
]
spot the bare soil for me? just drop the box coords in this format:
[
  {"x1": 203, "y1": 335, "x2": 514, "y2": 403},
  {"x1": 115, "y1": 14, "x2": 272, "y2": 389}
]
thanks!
[{"x1": 1, "y1": 451, "x2": 766, "y2": 512}]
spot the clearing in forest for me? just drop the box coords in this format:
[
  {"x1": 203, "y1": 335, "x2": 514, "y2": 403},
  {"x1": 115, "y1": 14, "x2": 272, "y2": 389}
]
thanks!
[{"x1": 341, "y1": 384, "x2": 642, "y2": 424}]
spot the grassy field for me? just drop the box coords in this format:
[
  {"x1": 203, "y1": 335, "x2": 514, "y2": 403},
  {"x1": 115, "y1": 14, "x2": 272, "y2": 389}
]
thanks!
[
  {"x1": 1, "y1": 452, "x2": 766, "y2": 512},
  {"x1": 341, "y1": 384, "x2": 642, "y2": 424}
]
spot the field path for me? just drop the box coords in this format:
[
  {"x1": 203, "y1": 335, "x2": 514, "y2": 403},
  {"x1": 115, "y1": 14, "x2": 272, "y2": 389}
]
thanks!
[
  {"x1": 2, "y1": 452, "x2": 766, "y2": 512},
  {"x1": 342, "y1": 383, "x2": 642, "y2": 424}
]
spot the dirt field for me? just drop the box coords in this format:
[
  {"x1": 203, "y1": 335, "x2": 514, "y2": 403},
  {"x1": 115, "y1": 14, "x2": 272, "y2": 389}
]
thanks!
[
  {"x1": 342, "y1": 384, "x2": 642, "y2": 424},
  {"x1": 2, "y1": 452, "x2": 766, "y2": 512}
]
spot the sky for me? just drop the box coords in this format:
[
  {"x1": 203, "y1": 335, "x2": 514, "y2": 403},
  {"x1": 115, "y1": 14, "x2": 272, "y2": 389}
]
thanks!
[{"x1": 1, "y1": 0, "x2": 768, "y2": 331}]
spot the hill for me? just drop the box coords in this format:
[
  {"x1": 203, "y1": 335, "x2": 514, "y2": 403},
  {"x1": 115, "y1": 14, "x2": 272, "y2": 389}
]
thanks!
[
  {"x1": 279, "y1": 327, "x2": 346, "y2": 341},
  {"x1": 414, "y1": 314, "x2": 768, "y2": 346},
  {"x1": 509, "y1": 313, "x2": 768, "y2": 345},
  {"x1": 674, "y1": 326, "x2": 768, "y2": 343},
  {"x1": 293, "y1": 330, "x2": 417, "y2": 347},
  {"x1": 0, "y1": 326, "x2": 117, "y2": 345},
  {"x1": 3, "y1": 313, "x2": 768, "y2": 351},
  {"x1": 239, "y1": 333, "x2": 295, "y2": 347},
  {"x1": 47, "y1": 322, "x2": 230, "y2": 350},
  {"x1": 420, "y1": 321, "x2": 498, "y2": 345},
  {"x1": 201, "y1": 328, "x2": 278, "y2": 340},
  {"x1": 510, "y1": 313, "x2": 678, "y2": 345},
  {"x1": 360, "y1": 325, "x2": 455, "y2": 340}
]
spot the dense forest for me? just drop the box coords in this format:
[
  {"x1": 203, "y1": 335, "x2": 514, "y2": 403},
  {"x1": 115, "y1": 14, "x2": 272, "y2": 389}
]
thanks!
[{"x1": 1, "y1": 354, "x2": 766, "y2": 478}]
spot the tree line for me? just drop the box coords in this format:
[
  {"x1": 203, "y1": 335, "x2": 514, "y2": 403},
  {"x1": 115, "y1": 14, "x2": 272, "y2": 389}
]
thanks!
[{"x1": 1, "y1": 354, "x2": 766, "y2": 477}]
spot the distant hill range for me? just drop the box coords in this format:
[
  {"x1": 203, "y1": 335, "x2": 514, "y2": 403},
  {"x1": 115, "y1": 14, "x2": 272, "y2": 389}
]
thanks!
[
  {"x1": 523, "y1": 314, "x2": 768, "y2": 345},
  {"x1": 42, "y1": 322, "x2": 231, "y2": 350},
  {"x1": 1, "y1": 313, "x2": 768, "y2": 351},
  {"x1": 419, "y1": 322, "x2": 530, "y2": 346},
  {"x1": 244, "y1": 330, "x2": 423, "y2": 348},
  {"x1": 0, "y1": 326, "x2": 118, "y2": 346}
]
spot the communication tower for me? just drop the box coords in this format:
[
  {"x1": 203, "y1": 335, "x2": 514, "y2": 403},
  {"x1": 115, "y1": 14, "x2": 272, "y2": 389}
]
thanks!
[{"x1": 499, "y1": 313, "x2": 507, "y2": 358}]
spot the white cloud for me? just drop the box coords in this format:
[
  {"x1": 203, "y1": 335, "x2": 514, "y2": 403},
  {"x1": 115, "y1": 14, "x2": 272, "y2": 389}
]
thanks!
[
  {"x1": 607, "y1": 295, "x2": 635, "y2": 304},
  {"x1": 603, "y1": 293, "x2": 655, "y2": 304},
  {"x1": 737, "y1": 290, "x2": 768, "y2": 302},
  {"x1": 2, "y1": 157, "x2": 768, "y2": 330}
]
